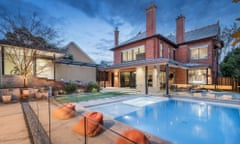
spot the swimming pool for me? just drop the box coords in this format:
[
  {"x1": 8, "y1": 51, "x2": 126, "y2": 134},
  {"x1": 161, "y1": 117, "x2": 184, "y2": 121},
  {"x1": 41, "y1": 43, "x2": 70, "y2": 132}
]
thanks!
[{"x1": 90, "y1": 97, "x2": 240, "y2": 144}]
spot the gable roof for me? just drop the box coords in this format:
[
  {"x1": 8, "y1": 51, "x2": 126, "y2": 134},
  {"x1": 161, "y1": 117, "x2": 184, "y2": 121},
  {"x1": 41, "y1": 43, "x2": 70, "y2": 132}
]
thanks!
[
  {"x1": 111, "y1": 22, "x2": 220, "y2": 50},
  {"x1": 65, "y1": 42, "x2": 95, "y2": 64},
  {"x1": 167, "y1": 23, "x2": 220, "y2": 44}
]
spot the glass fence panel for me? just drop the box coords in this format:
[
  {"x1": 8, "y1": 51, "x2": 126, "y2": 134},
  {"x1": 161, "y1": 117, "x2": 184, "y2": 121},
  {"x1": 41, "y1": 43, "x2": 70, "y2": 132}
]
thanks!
[{"x1": 29, "y1": 100, "x2": 135, "y2": 144}]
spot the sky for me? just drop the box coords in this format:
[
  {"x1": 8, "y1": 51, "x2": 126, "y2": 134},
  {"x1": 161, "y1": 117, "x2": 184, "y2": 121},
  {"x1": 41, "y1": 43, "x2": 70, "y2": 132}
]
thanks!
[{"x1": 0, "y1": 0, "x2": 239, "y2": 63}]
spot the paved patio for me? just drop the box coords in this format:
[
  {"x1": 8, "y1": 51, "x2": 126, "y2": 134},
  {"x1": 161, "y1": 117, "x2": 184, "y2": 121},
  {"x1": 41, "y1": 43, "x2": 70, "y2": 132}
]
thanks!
[
  {"x1": 28, "y1": 99, "x2": 170, "y2": 144},
  {"x1": 0, "y1": 103, "x2": 31, "y2": 144}
]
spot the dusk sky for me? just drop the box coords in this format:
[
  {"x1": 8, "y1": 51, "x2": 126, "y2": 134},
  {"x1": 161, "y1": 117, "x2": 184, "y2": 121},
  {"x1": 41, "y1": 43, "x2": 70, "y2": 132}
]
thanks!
[{"x1": 0, "y1": 0, "x2": 239, "y2": 63}]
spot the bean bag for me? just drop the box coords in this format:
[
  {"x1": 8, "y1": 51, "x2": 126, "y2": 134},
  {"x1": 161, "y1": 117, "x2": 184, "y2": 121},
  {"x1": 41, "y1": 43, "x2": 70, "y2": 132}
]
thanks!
[
  {"x1": 115, "y1": 129, "x2": 150, "y2": 144},
  {"x1": 52, "y1": 104, "x2": 76, "y2": 120},
  {"x1": 72, "y1": 112, "x2": 103, "y2": 137},
  {"x1": 65, "y1": 103, "x2": 76, "y2": 111}
]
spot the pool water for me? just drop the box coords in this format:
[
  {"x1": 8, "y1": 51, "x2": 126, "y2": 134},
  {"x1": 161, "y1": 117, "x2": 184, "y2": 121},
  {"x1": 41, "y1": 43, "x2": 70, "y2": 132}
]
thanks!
[{"x1": 115, "y1": 99, "x2": 240, "y2": 144}]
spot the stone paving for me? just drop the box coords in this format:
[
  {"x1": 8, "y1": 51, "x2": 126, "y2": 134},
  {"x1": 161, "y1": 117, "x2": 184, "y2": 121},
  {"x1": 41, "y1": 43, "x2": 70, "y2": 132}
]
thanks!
[{"x1": 0, "y1": 103, "x2": 31, "y2": 144}]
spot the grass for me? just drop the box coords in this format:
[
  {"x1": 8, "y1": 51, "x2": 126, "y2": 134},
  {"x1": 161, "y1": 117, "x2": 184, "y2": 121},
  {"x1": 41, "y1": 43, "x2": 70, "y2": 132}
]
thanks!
[{"x1": 55, "y1": 92, "x2": 126, "y2": 103}]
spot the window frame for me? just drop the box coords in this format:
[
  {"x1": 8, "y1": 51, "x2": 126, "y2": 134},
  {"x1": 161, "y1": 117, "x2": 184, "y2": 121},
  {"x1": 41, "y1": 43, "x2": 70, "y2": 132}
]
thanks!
[
  {"x1": 190, "y1": 44, "x2": 208, "y2": 60},
  {"x1": 121, "y1": 45, "x2": 145, "y2": 63}
]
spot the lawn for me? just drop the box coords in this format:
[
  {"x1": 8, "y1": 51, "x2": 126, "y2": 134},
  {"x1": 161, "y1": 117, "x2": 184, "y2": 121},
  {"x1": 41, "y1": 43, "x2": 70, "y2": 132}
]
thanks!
[{"x1": 55, "y1": 92, "x2": 126, "y2": 103}]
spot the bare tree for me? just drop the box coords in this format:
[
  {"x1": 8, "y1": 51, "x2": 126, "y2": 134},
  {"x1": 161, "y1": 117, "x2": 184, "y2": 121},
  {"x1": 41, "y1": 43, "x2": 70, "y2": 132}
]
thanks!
[{"x1": 0, "y1": 12, "x2": 61, "y2": 87}]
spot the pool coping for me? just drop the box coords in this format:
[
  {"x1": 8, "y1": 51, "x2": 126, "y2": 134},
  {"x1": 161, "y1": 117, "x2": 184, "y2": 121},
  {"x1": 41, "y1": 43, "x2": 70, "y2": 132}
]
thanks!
[
  {"x1": 75, "y1": 96, "x2": 172, "y2": 144},
  {"x1": 169, "y1": 95, "x2": 240, "y2": 108}
]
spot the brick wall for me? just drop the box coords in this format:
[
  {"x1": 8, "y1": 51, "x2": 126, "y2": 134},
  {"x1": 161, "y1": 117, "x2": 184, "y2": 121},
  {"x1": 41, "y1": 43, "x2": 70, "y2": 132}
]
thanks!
[
  {"x1": 176, "y1": 45, "x2": 189, "y2": 63},
  {"x1": 175, "y1": 68, "x2": 187, "y2": 84},
  {"x1": 146, "y1": 39, "x2": 155, "y2": 59},
  {"x1": 146, "y1": 4, "x2": 157, "y2": 37},
  {"x1": 176, "y1": 39, "x2": 214, "y2": 66},
  {"x1": 1, "y1": 75, "x2": 56, "y2": 88},
  {"x1": 113, "y1": 40, "x2": 146, "y2": 64}
]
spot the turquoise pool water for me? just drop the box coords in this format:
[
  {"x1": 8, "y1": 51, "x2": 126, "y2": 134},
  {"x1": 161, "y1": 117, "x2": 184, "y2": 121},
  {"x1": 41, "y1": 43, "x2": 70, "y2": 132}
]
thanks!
[{"x1": 90, "y1": 98, "x2": 240, "y2": 144}]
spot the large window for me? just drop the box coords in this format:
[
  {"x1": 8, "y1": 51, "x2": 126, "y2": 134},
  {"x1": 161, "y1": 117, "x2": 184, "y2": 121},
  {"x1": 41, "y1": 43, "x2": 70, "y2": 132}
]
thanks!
[
  {"x1": 3, "y1": 46, "x2": 55, "y2": 79},
  {"x1": 3, "y1": 48, "x2": 34, "y2": 75},
  {"x1": 121, "y1": 45, "x2": 145, "y2": 62},
  {"x1": 190, "y1": 45, "x2": 208, "y2": 60},
  {"x1": 188, "y1": 69, "x2": 210, "y2": 84},
  {"x1": 36, "y1": 58, "x2": 54, "y2": 79}
]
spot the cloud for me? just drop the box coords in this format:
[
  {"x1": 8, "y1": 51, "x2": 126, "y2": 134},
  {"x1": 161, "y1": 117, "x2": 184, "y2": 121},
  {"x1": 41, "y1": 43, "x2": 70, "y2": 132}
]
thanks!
[{"x1": 57, "y1": 0, "x2": 148, "y2": 28}]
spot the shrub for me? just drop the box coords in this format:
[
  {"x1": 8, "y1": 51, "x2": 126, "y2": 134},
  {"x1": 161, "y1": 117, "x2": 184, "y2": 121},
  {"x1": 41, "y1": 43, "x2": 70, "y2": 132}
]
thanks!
[
  {"x1": 65, "y1": 82, "x2": 77, "y2": 94},
  {"x1": 87, "y1": 82, "x2": 100, "y2": 92}
]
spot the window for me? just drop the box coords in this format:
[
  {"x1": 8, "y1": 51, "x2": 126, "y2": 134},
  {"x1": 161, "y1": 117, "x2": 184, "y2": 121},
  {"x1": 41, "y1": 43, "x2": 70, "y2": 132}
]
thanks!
[
  {"x1": 122, "y1": 51, "x2": 128, "y2": 62},
  {"x1": 3, "y1": 47, "x2": 34, "y2": 75},
  {"x1": 127, "y1": 50, "x2": 132, "y2": 61},
  {"x1": 36, "y1": 58, "x2": 54, "y2": 79},
  {"x1": 3, "y1": 46, "x2": 55, "y2": 79},
  {"x1": 188, "y1": 69, "x2": 208, "y2": 84},
  {"x1": 190, "y1": 45, "x2": 208, "y2": 60},
  {"x1": 173, "y1": 49, "x2": 176, "y2": 60},
  {"x1": 121, "y1": 45, "x2": 145, "y2": 62},
  {"x1": 159, "y1": 42, "x2": 163, "y2": 58}
]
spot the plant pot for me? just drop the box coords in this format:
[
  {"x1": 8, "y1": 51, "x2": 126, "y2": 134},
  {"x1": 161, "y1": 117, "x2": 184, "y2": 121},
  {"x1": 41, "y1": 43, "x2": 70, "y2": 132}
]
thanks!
[
  {"x1": 22, "y1": 89, "x2": 30, "y2": 98},
  {"x1": 35, "y1": 92, "x2": 43, "y2": 99},
  {"x1": 2, "y1": 95, "x2": 12, "y2": 103},
  {"x1": 42, "y1": 91, "x2": 49, "y2": 98}
]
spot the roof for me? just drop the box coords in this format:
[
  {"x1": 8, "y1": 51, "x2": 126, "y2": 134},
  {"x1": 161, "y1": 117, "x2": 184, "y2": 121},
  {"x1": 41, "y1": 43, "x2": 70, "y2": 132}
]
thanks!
[
  {"x1": 167, "y1": 23, "x2": 220, "y2": 44},
  {"x1": 65, "y1": 42, "x2": 95, "y2": 64},
  {"x1": 55, "y1": 59, "x2": 97, "y2": 67},
  {"x1": 98, "y1": 58, "x2": 210, "y2": 70},
  {"x1": 111, "y1": 22, "x2": 220, "y2": 50},
  {"x1": 119, "y1": 32, "x2": 146, "y2": 46},
  {"x1": 0, "y1": 40, "x2": 65, "y2": 54},
  {"x1": 110, "y1": 32, "x2": 177, "y2": 50}
]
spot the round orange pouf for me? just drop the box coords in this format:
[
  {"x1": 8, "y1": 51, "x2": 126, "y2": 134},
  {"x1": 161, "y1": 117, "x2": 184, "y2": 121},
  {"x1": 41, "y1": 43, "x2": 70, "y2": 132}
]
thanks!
[
  {"x1": 115, "y1": 129, "x2": 150, "y2": 144},
  {"x1": 52, "y1": 104, "x2": 76, "y2": 120},
  {"x1": 72, "y1": 112, "x2": 103, "y2": 137}
]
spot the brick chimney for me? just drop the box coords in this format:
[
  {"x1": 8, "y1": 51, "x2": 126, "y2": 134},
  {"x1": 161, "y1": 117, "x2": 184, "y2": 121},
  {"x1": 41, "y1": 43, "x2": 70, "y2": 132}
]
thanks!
[
  {"x1": 114, "y1": 27, "x2": 119, "y2": 46},
  {"x1": 176, "y1": 15, "x2": 185, "y2": 43},
  {"x1": 146, "y1": 4, "x2": 157, "y2": 37}
]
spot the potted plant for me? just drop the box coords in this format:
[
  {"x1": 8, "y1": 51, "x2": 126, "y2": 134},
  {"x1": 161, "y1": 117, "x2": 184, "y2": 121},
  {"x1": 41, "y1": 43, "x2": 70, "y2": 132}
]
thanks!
[
  {"x1": 1, "y1": 88, "x2": 13, "y2": 103},
  {"x1": 21, "y1": 88, "x2": 30, "y2": 100},
  {"x1": 36, "y1": 86, "x2": 49, "y2": 99}
]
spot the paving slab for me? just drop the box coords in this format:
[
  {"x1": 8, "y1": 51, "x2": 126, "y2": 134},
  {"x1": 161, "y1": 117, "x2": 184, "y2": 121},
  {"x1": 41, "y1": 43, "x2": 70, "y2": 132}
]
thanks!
[{"x1": 0, "y1": 103, "x2": 31, "y2": 144}]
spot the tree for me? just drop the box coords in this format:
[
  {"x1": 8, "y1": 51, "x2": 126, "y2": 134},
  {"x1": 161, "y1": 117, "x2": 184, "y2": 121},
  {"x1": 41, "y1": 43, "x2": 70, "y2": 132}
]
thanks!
[
  {"x1": 219, "y1": 23, "x2": 239, "y2": 62},
  {"x1": 220, "y1": 47, "x2": 240, "y2": 82},
  {"x1": 0, "y1": 12, "x2": 60, "y2": 87},
  {"x1": 232, "y1": 0, "x2": 240, "y2": 46}
]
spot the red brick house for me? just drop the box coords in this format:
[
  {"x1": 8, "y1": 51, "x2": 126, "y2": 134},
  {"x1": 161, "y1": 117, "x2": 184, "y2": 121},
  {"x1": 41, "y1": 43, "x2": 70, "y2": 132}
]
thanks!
[{"x1": 98, "y1": 4, "x2": 223, "y2": 94}]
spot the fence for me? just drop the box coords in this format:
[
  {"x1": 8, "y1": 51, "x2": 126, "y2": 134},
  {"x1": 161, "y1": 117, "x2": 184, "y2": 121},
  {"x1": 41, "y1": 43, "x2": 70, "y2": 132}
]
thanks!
[
  {"x1": 217, "y1": 77, "x2": 239, "y2": 91},
  {"x1": 21, "y1": 98, "x2": 136, "y2": 144}
]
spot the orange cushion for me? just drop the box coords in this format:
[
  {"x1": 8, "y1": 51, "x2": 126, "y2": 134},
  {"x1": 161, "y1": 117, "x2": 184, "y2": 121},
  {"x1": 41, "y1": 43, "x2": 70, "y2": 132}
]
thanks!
[
  {"x1": 52, "y1": 104, "x2": 76, "y2": 120},
  {"x1": 72, "y1": 112, "x2": 103, "y2": 137},
  {"x1": 115, "y1": 129, "x2": 150, "y2": 144}
]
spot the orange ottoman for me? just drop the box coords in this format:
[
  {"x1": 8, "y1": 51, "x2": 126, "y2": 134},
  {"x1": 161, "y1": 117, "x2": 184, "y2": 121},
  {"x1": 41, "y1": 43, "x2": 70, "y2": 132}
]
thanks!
[
  {"x1": 52, "y1": 103, "x2": 76, "y2": 120},
  {"x1": 115, "y1": 129, "x2": 150, "y2": 144},
  {"x1": 72, "y1": 112, "x2": 103, "y2": 137}
]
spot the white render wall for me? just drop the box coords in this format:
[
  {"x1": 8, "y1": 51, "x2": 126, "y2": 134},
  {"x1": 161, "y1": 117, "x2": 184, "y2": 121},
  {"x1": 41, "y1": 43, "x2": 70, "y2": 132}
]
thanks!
[
  {"x1": 136, "y1": 66, "x2": 145, "y2": 93},
  {"x1": 55, "y1": 64, "x2": 96, "y2": 84}
]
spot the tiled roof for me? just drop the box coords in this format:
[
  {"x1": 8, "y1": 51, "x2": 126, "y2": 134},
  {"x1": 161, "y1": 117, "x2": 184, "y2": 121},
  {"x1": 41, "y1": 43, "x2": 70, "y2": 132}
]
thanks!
[
  {"x1": 119, "y1": 32, "x2": 146, "y2": 46},
  {"x1": 167, "y1": 23, "x2": 219, "y2": 43},
  {"x1": 112, "y1": 23, "x2": 219, "y2": 50},
  {"x1": 110, "y1": 31, "x2": 177, "y2": 50}
]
